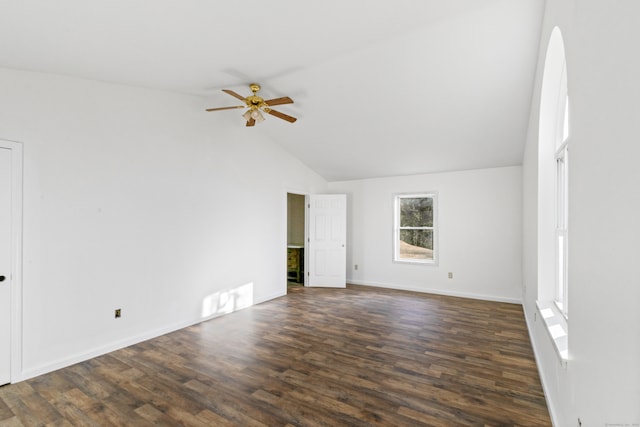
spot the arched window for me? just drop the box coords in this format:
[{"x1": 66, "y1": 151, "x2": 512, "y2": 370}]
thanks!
[{"x1": 539, "y1": 27, "x2": 569, "y2": 319}]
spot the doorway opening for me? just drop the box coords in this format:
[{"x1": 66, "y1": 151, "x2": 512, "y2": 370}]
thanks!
[{"x1": 286, "y1": 193, "x2": 306, "y2": 291}]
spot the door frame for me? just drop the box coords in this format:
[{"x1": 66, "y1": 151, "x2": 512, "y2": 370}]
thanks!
[
  {"x1": 0, "y1": 139, "x2": 23, "y2": 384},
  {"x1": 285, "y1": 190, "x2": 309, "y2": 289}
]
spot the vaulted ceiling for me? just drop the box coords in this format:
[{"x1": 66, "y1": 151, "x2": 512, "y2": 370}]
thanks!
[{"x1": 0, "y1": 0, "x2": 544, "y2": 181}]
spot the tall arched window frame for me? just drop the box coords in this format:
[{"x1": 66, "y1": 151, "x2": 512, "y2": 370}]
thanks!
[
  {"x1": 542, "y1": 26, "x2": 570, "y2": 317},
  {"x1": 537, "y1": 27, "x2": 569, "y2": 361}
]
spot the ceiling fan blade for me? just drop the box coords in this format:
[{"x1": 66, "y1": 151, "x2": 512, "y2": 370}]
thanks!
[
  {"x1": 205, "y1": 105, "x2": 244, "y2": 112},
  {"x1": 222, "y1": 89, "x2": 247, "y2": 102},
  {"x1": 246, "y1": 117, "x2": 256, "y2": 127},
  {"x1": 267, "y1": 109, "x2": 297, "y2": 123},
  {"x1": 264, "y1": 96, "x2": 294, "y2": 106}
]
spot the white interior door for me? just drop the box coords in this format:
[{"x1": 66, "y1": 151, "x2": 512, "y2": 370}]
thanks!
[
  {"x1": 0, "y1": 147, "x2": 12, "y2": 385},
  {"x1": 307, "y1": 194, "x2": 346, "y2": 288}
]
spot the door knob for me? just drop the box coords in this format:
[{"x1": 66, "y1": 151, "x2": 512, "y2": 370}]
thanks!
[{"x1": 0, "y1": 276, "x2": 5, "y2": 282}]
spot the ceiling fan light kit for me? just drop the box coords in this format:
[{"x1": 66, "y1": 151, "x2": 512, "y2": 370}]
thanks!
[{"x1": 206, "y1": 83, "x2": 297, "y2": 127}]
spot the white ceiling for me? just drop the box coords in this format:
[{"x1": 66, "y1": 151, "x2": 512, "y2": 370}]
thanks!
[{"x1": 0, "y1": 0, "x2": 544, "y2": 181}]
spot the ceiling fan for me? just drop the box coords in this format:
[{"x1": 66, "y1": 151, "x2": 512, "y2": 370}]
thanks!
[{"x1": 206, "y1": 83, "x2": 297, "y2": 127}]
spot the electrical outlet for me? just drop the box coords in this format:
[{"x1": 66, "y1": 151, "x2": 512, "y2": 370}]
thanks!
[
  {"x1": 354, "y1": 264, "x2": 358, "y2": 270},
  {"x1": 115, "y1": 309, "x2": 121, "y2": 319},
  {"x1": 448, "y1": 272, "x2": 453, "y2": 279}
]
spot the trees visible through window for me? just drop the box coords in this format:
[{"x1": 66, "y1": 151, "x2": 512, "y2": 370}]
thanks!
[{"x1": 394, "y1": 194, "x2": 437, "y2": 263}]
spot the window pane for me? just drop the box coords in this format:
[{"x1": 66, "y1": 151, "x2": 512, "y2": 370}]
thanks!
[
  {"x1": 562, "y1": 97, "x2": 570, "y2": 142},
  {"x1": 557, "y1": 234, "x2": 564, "y2": 304},
  {"x1": 399, "y1": 229, "x2": 433, "y2": 260},
  {"x1": 556, "y1": 158, "x2": 565, "y2": 228},
  {"x1": 400, "y1": 197, "x2": 433, "y2": 227}
]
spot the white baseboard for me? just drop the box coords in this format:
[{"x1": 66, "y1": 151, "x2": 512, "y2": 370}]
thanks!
[
  {"x1": 19, "y1": 291, "x2": 285, "y2": 383},
  {"x1": 256, "y1": 289, "x2": 286, "y2": 305},
  {"x1": 347, "y1": 279, "x2": 522, "y2": 304},
  {"x1": 19, "y1": 316, "x2": 200, "y2": 381},
  {"x1": 17, "y1": 284, "x2": 520, "y2": 384}
]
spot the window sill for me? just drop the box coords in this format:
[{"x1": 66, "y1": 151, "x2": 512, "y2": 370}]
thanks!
[
  {"x1": 393, "y1": 258, "x2": 437, "y2": 266},
  {"x1": 536, "y1": 300, "x2": 568, "y2": 366}
]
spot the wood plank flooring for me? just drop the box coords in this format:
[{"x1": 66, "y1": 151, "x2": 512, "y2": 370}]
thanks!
[{"x1": 0, "y1": 285, "x2": 551, "y2": 426}]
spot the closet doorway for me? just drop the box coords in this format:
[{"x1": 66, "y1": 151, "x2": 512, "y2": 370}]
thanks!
[{"x1": 286, "y1": 193, "x2": 306, "y2": 291}]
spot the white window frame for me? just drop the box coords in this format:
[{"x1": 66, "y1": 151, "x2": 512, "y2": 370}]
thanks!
[
  {"x1": 555, "y1": 143, "x2": 569, "y2": 317},
  {"x1": 554, "y1": 95, "x2": 570, "y2": 318},
  {"x1": 393, "y1": 193, "x2": 438, "y2": 265},
  {"x1": 537, "y1": 26, "x2": 570, "y2": 364}
]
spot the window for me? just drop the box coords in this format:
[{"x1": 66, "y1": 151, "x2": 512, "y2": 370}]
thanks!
[
  {"x1": 537, "y1": 26, "x2": 569, "y2": 362},
  {"x1": 394, "y1": 193, "x2": 437, "y2": 263},
  {"x1": 555, "y1": 98, "x2": 569, "y2": 316}
]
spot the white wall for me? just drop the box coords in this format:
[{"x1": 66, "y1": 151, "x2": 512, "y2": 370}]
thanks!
[
  {"x1": 329, "y1": 166, "x2": 522, "y2": 303},
  {"x1": 522, "y1": 1, "x2": 640, "y2": 425},
  {"x1": 0, "y1": 67, "x2": 327, "y2": 380}
]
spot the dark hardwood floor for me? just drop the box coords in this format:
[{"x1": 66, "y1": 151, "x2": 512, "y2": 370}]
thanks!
[{"x1": 0, "y1": 285, "x2": 551, "y2": 426}]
